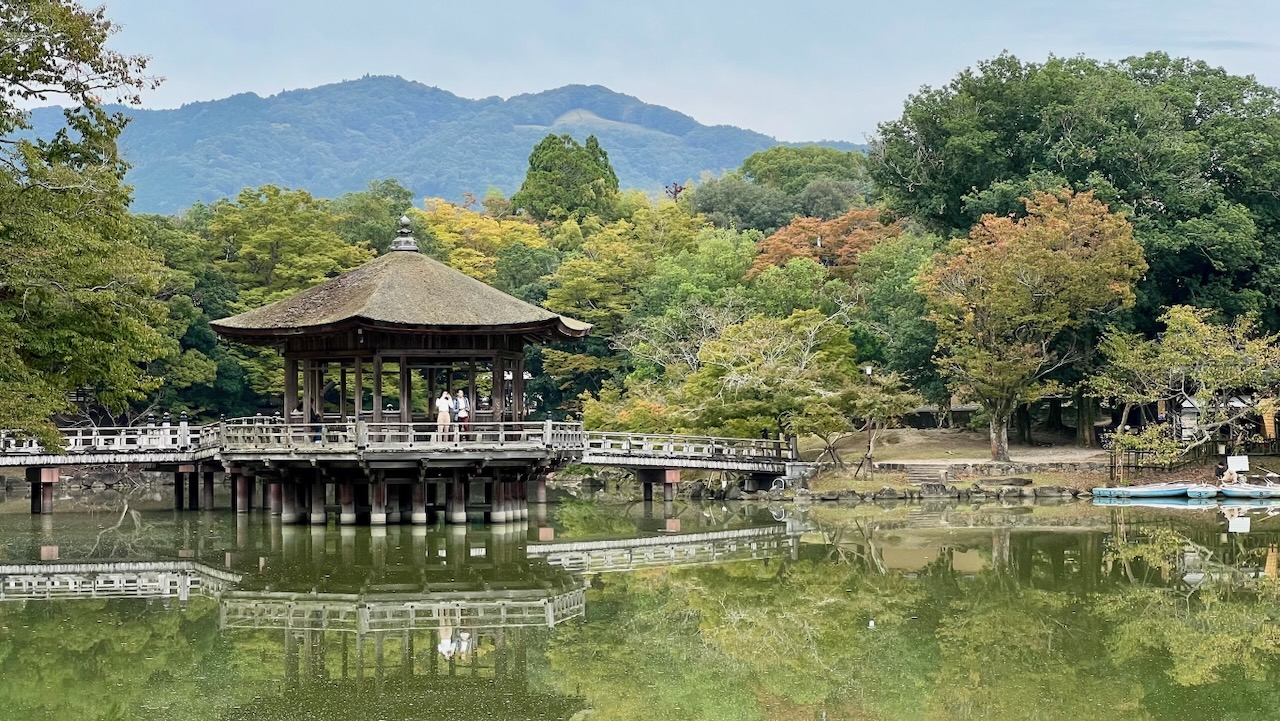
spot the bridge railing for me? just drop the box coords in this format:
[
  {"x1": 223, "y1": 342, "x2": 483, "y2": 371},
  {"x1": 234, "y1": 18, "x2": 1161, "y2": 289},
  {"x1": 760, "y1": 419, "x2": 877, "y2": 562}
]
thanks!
[
  {"x1": 0, "y1": 422, "x2": 214, "y2": 456},
  {"x1": 583, "y1": 431, "x2": 794, "y2": 461},
  {"x1": 218, "y1": 418, "x2": 586, "y2": 452}
]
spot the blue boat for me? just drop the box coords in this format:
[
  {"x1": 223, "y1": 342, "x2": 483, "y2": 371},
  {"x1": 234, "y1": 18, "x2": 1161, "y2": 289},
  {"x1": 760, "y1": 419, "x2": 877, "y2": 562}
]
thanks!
[
  {"x1": 1092, "y1": 497, "x2": 1218, "y2": 509},
  {"x1": 1091, "y1": 482, "x2": 1213, "y2": 498},
  {"x1": 1220, "y1": 482, "x2": 1280, "y2": 499}
]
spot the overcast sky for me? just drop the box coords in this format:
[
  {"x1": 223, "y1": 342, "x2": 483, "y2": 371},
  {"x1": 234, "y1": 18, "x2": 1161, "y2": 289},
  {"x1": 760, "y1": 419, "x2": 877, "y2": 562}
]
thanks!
[{"x1": 94, "y1": 0, "x2": 1280, "y2": 142}]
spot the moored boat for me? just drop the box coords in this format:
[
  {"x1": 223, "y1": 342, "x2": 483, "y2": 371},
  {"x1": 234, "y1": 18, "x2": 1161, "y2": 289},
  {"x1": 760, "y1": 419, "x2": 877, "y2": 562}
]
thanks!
[
  {"x1": 1091, "y1": 482, "x2": 1212, "y2": 498},
  {"x1": 1220, "y1": 482, "x2": 1280, "y2": 499},
  {"x1": 1092, "y1": 497, "x2": 1218, "y2": 509}
]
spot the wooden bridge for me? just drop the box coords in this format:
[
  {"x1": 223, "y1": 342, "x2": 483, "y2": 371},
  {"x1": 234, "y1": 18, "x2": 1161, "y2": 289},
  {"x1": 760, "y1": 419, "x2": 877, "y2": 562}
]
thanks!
[
  {"x1": 0, "y1": 417, "x2": 804, "y2": 525},
  {"x1": 0, "y1": 418, "x2": 796, "y2": 474}
]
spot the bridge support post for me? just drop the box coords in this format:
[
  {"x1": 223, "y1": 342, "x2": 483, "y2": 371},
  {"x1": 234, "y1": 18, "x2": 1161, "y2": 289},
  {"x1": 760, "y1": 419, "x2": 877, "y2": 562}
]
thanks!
[
  {"x1": 186, "y1": 467, "x2": 199, "y2": 511},
  {"x1": 516, "y1": 477, "x2": 527, "y2": 521},
  {"x1": 309, "y1": 478, "x2": 327, "y2": 525},
  {"x1": 268, "y1": 479, "x2": 283, "y2": 517},
  {"x1": 281, "y1": 481, "x2": 300, "y2": 524},
  {"x1": 234, "y1": 473, "x2": 250, "y2": 515},
  {"x1": 27, "y1": 467, "x2": 56, "y2": 515},
  {"x1": 173, "y1": 470, "x2": 186, "y2": 510},
  {"x1": 245, "y1": 472, "x2": 257, "y2": 511},
  {"x1": 411, "y1": 481, "x2": 428, "y2": 524},
  {"x1": 202, "y1": 469, "x2": 216, "y2": 511},
  {"x1": 489, "y1": 478, "x2": 508, "y2": 524},
  {"x1": 534, "y1": 474, "x2": 547, "y2": 504},
  {"x1": 386, "y1": 484, "x2": 402, "y2": 524},
  {"x1": 370, "y1": 478, "x2": 387, "y2": 526},
  {"x1": 642, "y1": 481, "x2": 654, "y2": 502},
  {"x1": 339, "y1": 483, "x2": 357, "y2": 525},
  {"x1": 446, "y1": 474, "x2": 468, "y2": 525}
]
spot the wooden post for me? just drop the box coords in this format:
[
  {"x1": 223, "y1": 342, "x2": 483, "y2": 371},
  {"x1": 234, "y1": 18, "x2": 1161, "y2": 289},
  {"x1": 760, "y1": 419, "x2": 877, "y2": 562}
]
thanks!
[
  {"x1": 411, "y1": 481, "x2": 428, "y2": 524},
  {"x1": 268, "y1": 479, "x2": 283, "y2": 516},
  {"x1": 340, "y1": 482, "x2": 357, "y2": 525},
  {"x1": 202, "y1": 469, "x2": 216, "y2": 511},
  {"x1": 234, "y1": 473, "x2": 250, "y2": 515},
  {"x1": 173, "y1": 470, "x2": 186, "y2": 510},
  {"x1": 370, "y1": 477, "x2": 387, "y2": 526},
  {"x1": 310, "y1": 477, "x2": 328, "y2": 525}
]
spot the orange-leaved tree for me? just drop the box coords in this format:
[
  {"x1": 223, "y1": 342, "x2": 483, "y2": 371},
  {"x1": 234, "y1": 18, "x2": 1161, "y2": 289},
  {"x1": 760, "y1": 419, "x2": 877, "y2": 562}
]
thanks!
[
  {"x1": 921, "y1": 190, "x2": 1146, "y2": 462},
  {"x1": 748, "y1": 207, "x2": 900, "y2": 278}
]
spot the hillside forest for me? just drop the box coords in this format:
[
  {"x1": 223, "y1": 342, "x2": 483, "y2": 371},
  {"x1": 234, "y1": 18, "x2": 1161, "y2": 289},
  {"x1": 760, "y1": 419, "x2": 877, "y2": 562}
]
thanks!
[{"x1": 7, "y1": 2, "x2": 1280, "y2": 462}]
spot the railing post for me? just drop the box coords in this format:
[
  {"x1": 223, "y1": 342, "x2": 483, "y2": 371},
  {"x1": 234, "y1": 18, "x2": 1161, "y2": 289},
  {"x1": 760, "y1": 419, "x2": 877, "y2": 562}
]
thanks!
[
  {"x1": 544, "y1": 419, "x2": 554, "y2": 447},
  {"x1": 178, "y1": 413, "x2": 190, "y2": 450}
]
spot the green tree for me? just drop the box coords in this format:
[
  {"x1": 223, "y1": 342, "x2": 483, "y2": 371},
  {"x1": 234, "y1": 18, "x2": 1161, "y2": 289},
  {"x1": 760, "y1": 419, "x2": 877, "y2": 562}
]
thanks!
[
  {"x1": 1092, "y1": 305, "x2": 1280, "y2": 459},
  {"x1": 921, "y1": 190, "x2": 1146, "y2": 461},
  {"x1": 741, "y1": 144, "x2": 871, "y2": 200},
  {"x1": 511, "y1": 133, "x2": 619, "y2": 222},
  {"x1": 867, "y1": 52, "x2": 1280, "y2": 331},
  {"x1": 0, "y1": 0, "x2": 171, "y2": 444},
  {"x1": 332, "y1": 178, "x2": 414, "y2": 254},
  {"x1": 688, "y1": 173, "x2": 796, "y2": 234}
]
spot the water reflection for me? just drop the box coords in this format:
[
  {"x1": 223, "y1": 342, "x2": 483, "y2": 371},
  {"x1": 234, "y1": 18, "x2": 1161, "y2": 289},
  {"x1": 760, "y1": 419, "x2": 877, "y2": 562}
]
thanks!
[{"x1": 2, "y1": 490, "x2": 1280, "y2": 719}]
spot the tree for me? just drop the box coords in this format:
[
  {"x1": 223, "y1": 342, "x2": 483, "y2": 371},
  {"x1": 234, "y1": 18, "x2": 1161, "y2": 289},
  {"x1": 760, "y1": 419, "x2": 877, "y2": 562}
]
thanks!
[
  {"x1": 511, "y1": 133, "x2": 619, "y2": 222},
  {"x1": 867, "y1": 52, "x2": 1280, "y2": 332},
  {"x1": 0, "y1": 0, "x2": 170, "y2": 445},
  {"x1": 332, "y1": 178, "x2": 414, "y2": 254},
  {"x1": 749, "y1": 207, "x2": 901, "y2": 278},
  {"x1": 1092, "y1": 305, "x2": 1280, "y2": 460},
  {"x1": 921, "y1": 190, "x2": 1146, "y2": 461},
  {"x1": 740, "y1": 145, "x2": 871, "y2": 197},
  {"x1": 682, "y1": 308, "x2": 859, "y2": 438},
  {"x1": 688, "y1": 173, "x2": 796, "y2": 234},
  {"x1": 411, "y1": 198, "x2": 546, "y2": 284}
]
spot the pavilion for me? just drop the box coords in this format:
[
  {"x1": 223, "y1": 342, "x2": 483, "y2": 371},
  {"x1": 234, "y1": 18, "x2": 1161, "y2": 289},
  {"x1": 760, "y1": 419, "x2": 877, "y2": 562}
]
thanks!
[{"x1": 206, "y1": 217, "x2": 590, "y2": 526}]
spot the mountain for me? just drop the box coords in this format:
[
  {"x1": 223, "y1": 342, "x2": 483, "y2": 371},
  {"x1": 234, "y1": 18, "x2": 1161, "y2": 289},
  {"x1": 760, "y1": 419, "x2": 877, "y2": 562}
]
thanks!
[{"x1": 25, "y1": 76, "x2": 863, "y2": 214}]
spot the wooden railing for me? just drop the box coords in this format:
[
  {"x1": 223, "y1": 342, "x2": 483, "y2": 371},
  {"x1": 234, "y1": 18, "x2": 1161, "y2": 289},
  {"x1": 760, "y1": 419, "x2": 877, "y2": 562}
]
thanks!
[
  {"x1": 583, "y1": 431, "x2": 793, "y2": 460},
  {"x1": 0, "y1": 423, "x2": 210, "y2": 455},
  {"x1": 0, "y1": 419, "x2": 796, "y2": 469},
  {"x1": 217, "y1": 419, "x2": 585, "y2": 452}
]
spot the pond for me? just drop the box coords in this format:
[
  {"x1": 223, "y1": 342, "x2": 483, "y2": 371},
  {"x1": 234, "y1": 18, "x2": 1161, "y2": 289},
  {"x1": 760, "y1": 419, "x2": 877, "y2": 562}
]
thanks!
[{"x1": 1, "y1": 485, "x2": 1279, "y2": 720}]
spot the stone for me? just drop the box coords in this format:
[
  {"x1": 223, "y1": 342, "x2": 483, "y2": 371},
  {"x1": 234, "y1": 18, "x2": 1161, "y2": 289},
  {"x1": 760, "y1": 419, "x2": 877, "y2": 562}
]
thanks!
[
  {"x1": 980, "y1": 476, "x2": 1032, "y2": 486},
  {"x1": 873, "y1": 486, "x2": 903, "y2": 500},
  {"x1": 1033, "y1": 485, "x2": 1063, "y2": 497},
  {"x1": 689, "y1": 480, "x2": 706, "y2": 499},
  {"x1": 725, "y1": 484, "x2": 743, "y2": 501}
]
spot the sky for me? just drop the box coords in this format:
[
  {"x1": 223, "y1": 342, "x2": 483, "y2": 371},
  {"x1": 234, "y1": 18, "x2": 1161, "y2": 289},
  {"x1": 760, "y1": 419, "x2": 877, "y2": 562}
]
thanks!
[{"x1": 92, "y1": 0, "x2": 1280, "y2": 142}]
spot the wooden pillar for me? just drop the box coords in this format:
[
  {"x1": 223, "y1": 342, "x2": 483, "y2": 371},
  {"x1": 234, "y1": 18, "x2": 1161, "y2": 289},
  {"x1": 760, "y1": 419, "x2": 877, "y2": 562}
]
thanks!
[
  {"x1": 516, "y1": 476, "x2": 527, "y2": 520},
  {"x1": 514, "y1": 355, "x2": 526, "y2": 420},
  {"x1": 447, "y1": 473, "x2": 468, "y2": 525},
  {"x1": 353, "y1": 356, "x2": 363, "y2": 420},
  {"x1": 173, "y1": 470, "x2": 186, "y2": 511},
  {"x1": 398, "y1": 356, "x2": 411, "y2": 423},
  {"x1": 490, "y1": 479, "x2": 507, "y2": 523},
  {"x1": 281, "y1": 480, "x2": 300, "y2": 524},
  {"x1": 385, "y1": 484, "x2": 402, "y2": 524},
  {"x1": 340, "y1": 482, "x2": 357, "y2": 525},
  {"x1": 234, "y1": 473, "x2": 250, "y2": 515},
  {"x1": 268, "y1": 479, "x2": 284, "y2": 517},
  {"x1": 27, "y1": 467, "x2": 56, "y2": 515},
  {"x1": 187, "y1": 468, "x2": 199, "y2": 511},
  {"x1": 372, "y1": 355, "x2": 383, "y2": 422},
  {"x1": 535, "y1": 474, "x2": 548, "y2": 503},
  {"x1": 284, "y1": 357, "x2": 299, "y2": 419},
  {"x1": 311, "y1": 477, "x2": 328, "y2": 525},
  {"x1": 202, "y1": 469, "x2": 216, "y2": 511},
  {"x1": 370, "y1": 478, "x2": 387, "y2": 526},
  {"x1": 411, "y1": 481, "x2": 428, "y2": 524}
]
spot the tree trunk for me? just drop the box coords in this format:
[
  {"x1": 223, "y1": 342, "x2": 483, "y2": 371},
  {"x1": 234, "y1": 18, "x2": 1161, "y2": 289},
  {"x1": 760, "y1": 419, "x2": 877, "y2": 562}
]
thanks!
[
  {"x1": 1046, "y1": 398, "x2": 1066, "y2": 432},
  {"x1": 990, "y1": 412, "x2": 1011, "y2": 462},
  {"x1": 1015, "y1": 403, "x2": 1032, "y2": 445},
  {"x1": 1075, "y1": 388, "x2": 1097, "y2": 447}
]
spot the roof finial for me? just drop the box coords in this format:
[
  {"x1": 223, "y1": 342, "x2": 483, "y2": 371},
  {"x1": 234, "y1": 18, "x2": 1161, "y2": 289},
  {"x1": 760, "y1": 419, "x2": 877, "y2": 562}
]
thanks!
[{"x1": 390, "y1": 215, "x2": 419, "y2": 252}]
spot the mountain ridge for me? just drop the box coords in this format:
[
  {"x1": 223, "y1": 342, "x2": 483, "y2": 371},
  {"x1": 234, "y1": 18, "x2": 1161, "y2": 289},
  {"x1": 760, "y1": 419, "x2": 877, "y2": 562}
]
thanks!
[{"x1": 23, "y1": 76, "x2": 863, "y2": 214}]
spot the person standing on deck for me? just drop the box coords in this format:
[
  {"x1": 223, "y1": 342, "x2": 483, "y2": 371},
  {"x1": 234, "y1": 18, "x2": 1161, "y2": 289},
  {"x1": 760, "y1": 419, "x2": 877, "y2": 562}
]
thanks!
[
  {"x1": 455, "y1": 389, "x2": 470, "y2": 439},
  {"x1": 435, "y1": 391, "x2": 453, "y2": 442}
]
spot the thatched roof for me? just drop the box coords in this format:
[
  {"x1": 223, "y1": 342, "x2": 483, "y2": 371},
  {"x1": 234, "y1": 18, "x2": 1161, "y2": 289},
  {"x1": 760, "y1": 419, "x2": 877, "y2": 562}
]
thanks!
[{"x1": 210, "y1": 250, "x2": 590, "y2": 342}]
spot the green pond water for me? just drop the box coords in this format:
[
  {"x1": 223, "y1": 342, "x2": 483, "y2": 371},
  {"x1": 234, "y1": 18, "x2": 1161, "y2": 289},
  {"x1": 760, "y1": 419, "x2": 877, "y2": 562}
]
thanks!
[{"x1": 1, "y1": 485, "x2": 1279, "y2": 720}]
